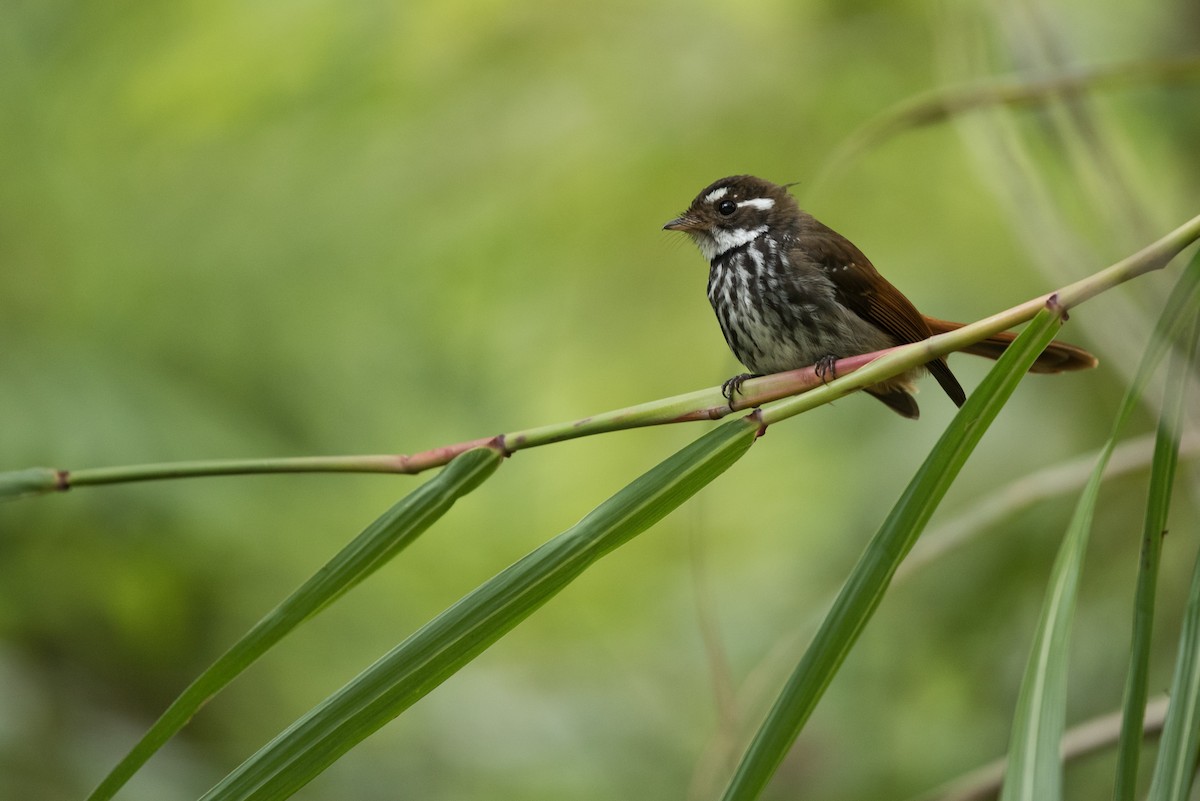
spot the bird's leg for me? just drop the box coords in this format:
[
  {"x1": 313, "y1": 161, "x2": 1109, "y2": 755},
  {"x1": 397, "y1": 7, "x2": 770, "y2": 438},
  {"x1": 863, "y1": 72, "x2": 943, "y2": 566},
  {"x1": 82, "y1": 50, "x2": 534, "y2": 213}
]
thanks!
[
  {"x1": 814, "y1": 354, "x2": 838, "y2": 384},
  {"x1": 721, "y1": 372, "x2": 758, "y2": 403}
]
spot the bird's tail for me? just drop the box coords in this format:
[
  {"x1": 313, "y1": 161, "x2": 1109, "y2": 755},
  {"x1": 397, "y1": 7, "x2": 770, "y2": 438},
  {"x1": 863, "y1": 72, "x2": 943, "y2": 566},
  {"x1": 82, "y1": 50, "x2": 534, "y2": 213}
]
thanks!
[{"x1": 923, "y1": 316, "x2": 1098, "y2": 373}]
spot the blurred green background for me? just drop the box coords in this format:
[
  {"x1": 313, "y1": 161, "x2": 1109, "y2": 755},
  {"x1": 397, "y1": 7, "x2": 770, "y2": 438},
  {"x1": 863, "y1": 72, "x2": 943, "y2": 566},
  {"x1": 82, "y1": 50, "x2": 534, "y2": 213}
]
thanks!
[{"x1": 2, "y1": 0, "x2": 1198, "y2": 799}]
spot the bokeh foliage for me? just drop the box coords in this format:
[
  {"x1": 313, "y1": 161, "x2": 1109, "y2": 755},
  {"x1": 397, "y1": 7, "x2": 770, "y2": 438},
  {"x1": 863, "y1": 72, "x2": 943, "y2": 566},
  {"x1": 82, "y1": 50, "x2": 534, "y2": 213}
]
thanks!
[{"x1": 1, "y1": 0, "x2": 1198, "y2": 799}]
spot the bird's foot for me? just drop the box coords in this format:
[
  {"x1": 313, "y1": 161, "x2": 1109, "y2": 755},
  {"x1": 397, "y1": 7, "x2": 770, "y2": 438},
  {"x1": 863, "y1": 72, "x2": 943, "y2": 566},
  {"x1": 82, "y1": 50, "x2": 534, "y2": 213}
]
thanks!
[
  {"x1": 814, "y1": 355, "x2": 839, "y2": 384},
  {"x1": 721, "y1": 373, "x2": 757, "y2": 404}
]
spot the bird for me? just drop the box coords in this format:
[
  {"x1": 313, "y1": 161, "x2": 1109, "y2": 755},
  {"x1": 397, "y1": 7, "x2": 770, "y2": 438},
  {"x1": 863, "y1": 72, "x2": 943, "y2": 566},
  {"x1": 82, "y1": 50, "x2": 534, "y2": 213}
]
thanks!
[{"x1": 664, "y1": 174, "x2": 1096, "y2": 418}]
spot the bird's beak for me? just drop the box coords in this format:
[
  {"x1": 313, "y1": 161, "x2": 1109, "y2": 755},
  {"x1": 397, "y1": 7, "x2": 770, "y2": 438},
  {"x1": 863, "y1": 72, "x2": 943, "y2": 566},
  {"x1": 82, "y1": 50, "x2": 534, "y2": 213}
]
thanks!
[{"x1": 663, "y1": 214, "x2": 699, "y2": 232}]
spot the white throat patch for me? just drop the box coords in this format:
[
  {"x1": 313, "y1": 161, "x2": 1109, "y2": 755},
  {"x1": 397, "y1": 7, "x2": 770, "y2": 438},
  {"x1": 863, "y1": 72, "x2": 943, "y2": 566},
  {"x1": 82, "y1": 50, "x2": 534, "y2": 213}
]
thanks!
[{"x1": 698, "y1": 225, "x2": 768, "y2": 260}]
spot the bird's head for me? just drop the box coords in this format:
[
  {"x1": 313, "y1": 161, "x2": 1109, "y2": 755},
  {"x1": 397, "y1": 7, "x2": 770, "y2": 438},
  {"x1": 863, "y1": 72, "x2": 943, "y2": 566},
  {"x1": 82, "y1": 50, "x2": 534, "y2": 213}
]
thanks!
[{"x1": 663, "y1": 175, "x2": 799, "y2": 261}]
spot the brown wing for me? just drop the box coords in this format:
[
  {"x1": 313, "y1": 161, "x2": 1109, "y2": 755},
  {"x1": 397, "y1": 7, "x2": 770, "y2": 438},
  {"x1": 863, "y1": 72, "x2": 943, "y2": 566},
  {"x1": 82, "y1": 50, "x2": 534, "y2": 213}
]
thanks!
[{"x1": 802, "y1": 224, "x2": 967, "y2": 407}]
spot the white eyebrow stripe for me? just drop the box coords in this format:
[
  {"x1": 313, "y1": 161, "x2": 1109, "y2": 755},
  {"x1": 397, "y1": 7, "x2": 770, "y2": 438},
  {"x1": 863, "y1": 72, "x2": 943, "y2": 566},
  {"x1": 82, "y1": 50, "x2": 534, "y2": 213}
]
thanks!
[
  {"x1": 738, "y1": 198, "x2": 775, "y2": 211},
  {"x1": 704, "y1": 187, "x2": 729, "y2": 204}
]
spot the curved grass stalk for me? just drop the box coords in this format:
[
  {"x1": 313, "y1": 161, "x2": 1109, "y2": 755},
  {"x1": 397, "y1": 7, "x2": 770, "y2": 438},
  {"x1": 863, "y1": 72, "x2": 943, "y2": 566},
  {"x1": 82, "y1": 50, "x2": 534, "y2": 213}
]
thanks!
[
  {"x1": 805, "y1": 57, "x2": 1200, "y2": 204},
  {"x1": 4, "y1": 211, "x2": 1200, "y2": 502}
]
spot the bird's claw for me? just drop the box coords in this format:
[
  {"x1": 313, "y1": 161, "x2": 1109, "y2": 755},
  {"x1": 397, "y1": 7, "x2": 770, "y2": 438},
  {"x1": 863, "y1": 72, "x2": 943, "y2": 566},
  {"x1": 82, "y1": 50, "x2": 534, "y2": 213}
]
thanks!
[
  {"x1": 814, "y1": 355, "x2": 838, "y2": 384},
  {"x1": 721, "y1": 373, "x2": 756, "y2": 404}
]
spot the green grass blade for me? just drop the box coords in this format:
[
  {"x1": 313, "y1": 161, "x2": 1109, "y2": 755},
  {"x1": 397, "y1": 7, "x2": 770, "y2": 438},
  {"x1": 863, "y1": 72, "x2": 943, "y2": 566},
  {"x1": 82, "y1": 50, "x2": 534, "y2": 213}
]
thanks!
[
  {"x1": 1000, "y1": 255, "x2": 1200, "y2": 801},
  {"x1": 1113, "y1": 309, "x2": 1199, "y2": 800},
  {"x1": 198, "y1": 415, "x2": 760, "y2": 801},
  {"x1": 999, "y1": 469, "x2": 1096, "y2": 801},
  {"x1": 1145, "y1": 310, "x2": 1200, "y2": 801},
  {"x1": 1146, "y1": 553, "x2": 1200, "y2": 801},
  {"x1": 720, "y1": 306, "x2": 1065, "y2": 801},
  {"x1": 87, "y1": 446, "x2": 503, "y2": 801}
]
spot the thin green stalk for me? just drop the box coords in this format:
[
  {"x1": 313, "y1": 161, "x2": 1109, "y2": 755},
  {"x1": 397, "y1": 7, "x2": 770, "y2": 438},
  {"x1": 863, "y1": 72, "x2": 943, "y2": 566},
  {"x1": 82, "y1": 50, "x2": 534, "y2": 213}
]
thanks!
[
  {"x1": 1113, "y1": 310, "x2": 1200, "y2": 800},
  {"x1": 1144, "y1": 310, "x2": 1200, "y2": 801},
  {"x1": 806, "y1": 57, "x2": 1200, "y2": 203},
  {"x1": 1000, "y1": 477, "x2": 1095, "y2": 801},
  {"x1": 1147, "y1": 547, "x2": 1200, "y2": 801},
  {"x1": 4, "y1": 213, "x2": 1199, "y2": 501}
]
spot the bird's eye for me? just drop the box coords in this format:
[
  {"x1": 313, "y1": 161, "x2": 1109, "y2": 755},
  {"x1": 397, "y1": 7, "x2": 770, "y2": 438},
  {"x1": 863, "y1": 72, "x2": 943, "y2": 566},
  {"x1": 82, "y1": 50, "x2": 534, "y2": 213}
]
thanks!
[{"x1": 716, "y1": 200, "x2": 737, "y2": 216}]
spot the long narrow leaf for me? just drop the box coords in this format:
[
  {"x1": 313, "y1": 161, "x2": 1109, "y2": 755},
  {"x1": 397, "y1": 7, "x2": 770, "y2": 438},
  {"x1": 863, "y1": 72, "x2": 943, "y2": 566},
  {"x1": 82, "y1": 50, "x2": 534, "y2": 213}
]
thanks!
[
  {"x1": 1146, "y1": 553, "x2": 1200, "y2": 801},
  {"x1": 1113, "y1": 308, "x2": 1199, "y2": 800},
  {"x1": 720, "y1": 305, "x2": 1066, "y2": 801},
  {"x1": 1145, "y1": 309, "x2": 1200, "y2": 801},
  {"x1": 999, "y1": 466, "x2": 1096, "y2": 801},
  {"x1": 199, "y1": 415, "x2": 761, "y2": 801},
  {"x1": 88, "y1": 446, "x2": 504, "y2": 801},
  {"x1": 1000, "y1": 253, "x2": 1200, "y2": 801}
]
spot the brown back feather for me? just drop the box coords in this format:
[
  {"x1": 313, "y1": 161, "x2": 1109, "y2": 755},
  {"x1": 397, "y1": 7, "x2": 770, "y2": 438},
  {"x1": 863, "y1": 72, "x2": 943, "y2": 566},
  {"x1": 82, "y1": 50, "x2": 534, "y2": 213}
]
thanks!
[{"x1": 802, "y1": 226, "x2": 967, "y2": 407}]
